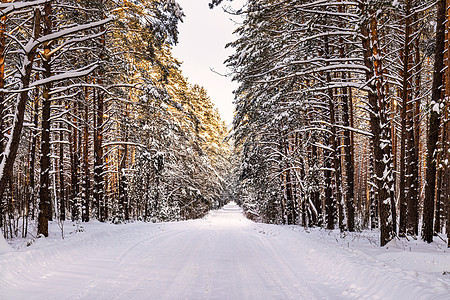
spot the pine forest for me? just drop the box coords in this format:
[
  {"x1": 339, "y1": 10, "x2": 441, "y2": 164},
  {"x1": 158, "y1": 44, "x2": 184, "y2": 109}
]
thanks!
[
  {"x1": 226, "y1": 0, "x2": 449, "y2": 247},
  {"x1": 1, "y1": 1, "x2": 450, "y2": 298},
  {"x1": 0, "y1": 0, "x2": 231, "y2": 238},
  {"x1": 0, "y1": 0, "x2": 450, "y2": 292}
]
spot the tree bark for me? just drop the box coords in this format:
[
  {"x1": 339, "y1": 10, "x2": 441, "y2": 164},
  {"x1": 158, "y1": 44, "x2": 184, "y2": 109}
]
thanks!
[
  {"x1": 82, "y1": 85, "x2": 90, "y2": 222},
  {"x1": 284, "y1": 141, "x2": 296, "y2": 225},
  {"x1": 28, "y1": 84, "x2": 40, "y2": 221},
  {"x1": 94, "y1": 86, "x2": 105, "y2": 221},
  {"x1": 70, "y1": 101, "x2": 80, "y2": 221},
  {"x1": 59, "y1": 114, "x2": 65, "y2": 221},
  {"x1": 0, "y1": 9, "x2": 40, "y2": 202},
  {"x1": 338, "y1": 0, "x2": 355, "y2": 232},
  {"x1": 399, "y1": 0, "x2": 413, "y2": 236},
  {"x1": 323, "y1": 34, "x2": 338, "y2": 230},
  {"x1": 38, "y1": 2, "x2": 54, "y2": 237},
  {"x1": 408, "y1": 12, "x2": 422, "y2": 236},
  {"x1": 0, "y1": 2, "x2": 6, "y2": 228},
  {"x1": 94, "y1": 17, "x2": 106, "y2": 221},
  {"x1": 342, "y1": 77, "x2": 355, "y2": 232},
  {"x1": 324, "y1": 140, "x2": 334, "y2": 229},
  {"x1": 360, "y1": 4, "x2": 395, "y2": 246},
  {"x1": 119, "y1": 126, "x2": 129, "y2": 221},
  {"x1": 422, "y1": 0, "x2": 445, "y2": 243}
]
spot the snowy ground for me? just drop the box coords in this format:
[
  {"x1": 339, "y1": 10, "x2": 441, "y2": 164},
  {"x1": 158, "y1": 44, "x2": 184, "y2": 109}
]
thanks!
[{"x1": 1, "y1": 202, "x2": 449, "y2": 299}]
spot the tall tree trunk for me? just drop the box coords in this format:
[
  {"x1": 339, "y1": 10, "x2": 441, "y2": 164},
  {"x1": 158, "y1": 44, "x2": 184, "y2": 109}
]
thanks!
[
  {"x1": 70, "y1": 101, "x2": 80, "y2": 222},
  {"x1": 339, "y1": 0, "x2": 355, "y2": 232},
  {"x1": 323, "y1": 34, "x2": 338, "y2": 229},
  {"x1": 94, "y1": 16, "x2": 106, "y2": 221},
  {"x1": 94, "y1": 87, "x2": 105, "y2": 221},
  {"x1": 342, "y1": 77, "x2": 355, "y2": 232},
  {"x1": 445, "y1": 108, "x2": 450, "y2": 247},
  {"x1": 59, "y1": 103, "x2": 65, "y2": 221},
  {"x1": 0, "y1": 9, "x2": 40, "y2": 203},
  {"x1": 399, "y1": 0, "x2": 413, "y2": 235},
  {"x1": 119, "y1": 128, "x2": 129, "y2": 221},
  {"x1": 443, "y1": 1, "x2": 450, "y2": 247},
  {"x1": 408, "y1": 14, "x2": 422, "y2": 236},
  {"x1": 443, "y1": 75, "x2": 449, "y2": 247},
  {"x1": 422, "y1": 0, "x2": 445, "y2": 243},
  {"x1": 435, "y1": 97, "x2": 449, "y2": 235},
  {"x1": 406, "y1": 91, "x2": 419, "y2": 236},
  {"x1": 331, "y1": 102, "x2": 343, "y2": 231},
  {"x1": 82, "y1": 86, "x2": 90, "y2": 222},
  {"x1": 0, "y1": 3, "x2": 6, "y2": 228},
  {"x1": 360, "y1": 5, "x2": 395, "y2": 246},
  {"x1": 38, "y1": 2, "x2": 54, "y2": 237},
  {"x1": 77, "y1": 98, "x2": 83, "y2": 219},
  {"x1": 28, "y1": 85, "x2": 40, "y2": 221},
  {"x1": 435, "y1": 0, "x2": 450, "y2": 237}
]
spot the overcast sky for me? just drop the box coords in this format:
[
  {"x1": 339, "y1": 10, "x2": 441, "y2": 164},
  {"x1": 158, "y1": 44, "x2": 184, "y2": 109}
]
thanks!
[{"x1": 172, "y1": 0, "x2": 244, "y2": 127}]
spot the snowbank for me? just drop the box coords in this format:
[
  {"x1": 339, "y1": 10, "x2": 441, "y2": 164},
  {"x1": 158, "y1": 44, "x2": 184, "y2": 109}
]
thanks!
[{"x1": 0, "y1": 234, "x2": 11, "y2": 253}]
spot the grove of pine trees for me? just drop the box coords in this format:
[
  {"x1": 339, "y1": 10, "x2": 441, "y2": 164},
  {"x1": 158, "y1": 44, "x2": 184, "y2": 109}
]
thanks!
[
  {"x1": 1, "y1": 0, "x2": 449, "y2": 250},
  {"x1": 224, "y1": 0, "x2": 449, "y2": 247},
  {"x1": 0, "y1": 0, "x2": 231, "y2": 239}
]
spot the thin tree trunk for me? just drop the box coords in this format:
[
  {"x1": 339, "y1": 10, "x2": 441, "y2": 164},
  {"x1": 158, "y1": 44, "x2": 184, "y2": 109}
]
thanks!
[
  {"x1": 338, "y1": 0, "x2": 355, "y2": 232},
  {"x1": 423, "y1": 0, "x2": 445, "y2": 243},
  {"x1": 94, "y1": 17, "x2": 106, "y2": 222},
  {"x1": 59, "y1": 109, "x2": 65, "y2": 221},
  {"x1": 408, "y1": 14, "x2": 422, "y2": 236},
  {"x1": 77, "y1": 98, "x2": 83, "y2": 219},
  {"x1": 443, "y1": 84, "x2": 449, "y2": 247},
  {"x1": 28, "y1": 87, "x2": 39, "y2": 222},
  {"x1": 399, "y1": 0, "x2": 413, "y2": 235},
  {"x1": 94, "y1": 86, "x2": 104, "y2": 221},
  {"x1": 82, "y1": 85, "x2": 90, "y2": 222},
  {"x1": 323, "y1": 34, "x2": 338, "y2": 229},
  {"x1": 325, "y1": 84, "x2": 342, "y2": 231},
  {"x1": 406, "y1": 92, "x2": 419, "y2": 236},
  {"x1": 284, "y1": 141, "x2": 295, "y2": 224},
  {"x1": 70, "y1": 101, "x2": 80, "y2": 221},
  {"x1": 324, "y1": 138, "x2": 334, "y2": 229},
  {"x1": 331, "y1": 103, "x2": 343, "y2": 231},
  {"x1": 342, "y1": 76, "x2": 355, "y2": 232},
  {"x1": 0, "y1": 4, "x2": 6, "y2": 228},
  {"x1": 119, "y1": 128, "x2": 129, "y2": 221}
]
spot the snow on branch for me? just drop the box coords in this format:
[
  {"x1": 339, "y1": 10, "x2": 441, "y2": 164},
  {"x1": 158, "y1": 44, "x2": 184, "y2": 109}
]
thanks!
[
  {"x1": 103, "y1": 141, "x2": 147, "y2": 150},
  {"x1": 24, "y1": 18, "x2": 112, "y2": 54},
  {"x1": 30, "y1": 65, "x2": 98, "y2": 87},
  {"x1": 0, "y1": 0, "x2": 50, "y2": 17}
]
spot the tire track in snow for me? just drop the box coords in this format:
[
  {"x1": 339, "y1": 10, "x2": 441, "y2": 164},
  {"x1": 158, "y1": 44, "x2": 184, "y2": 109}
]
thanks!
[{"x1": 3, "y1": 202, "x2": 447, "y2": 299}]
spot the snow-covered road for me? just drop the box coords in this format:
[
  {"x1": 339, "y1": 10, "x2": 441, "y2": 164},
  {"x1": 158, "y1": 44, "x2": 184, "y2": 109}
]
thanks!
[{"x1": 1, "y1": 202, "x2": 449, "y2": 299}]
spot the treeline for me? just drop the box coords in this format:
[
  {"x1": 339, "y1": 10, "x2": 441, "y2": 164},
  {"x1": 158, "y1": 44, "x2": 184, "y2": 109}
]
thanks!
[
  {"x1": 0, "y1": 0, "x2": 231, "y2": 239},
  {"x1": 225, "y1": 0, "x2": 449, "y2": 246}
]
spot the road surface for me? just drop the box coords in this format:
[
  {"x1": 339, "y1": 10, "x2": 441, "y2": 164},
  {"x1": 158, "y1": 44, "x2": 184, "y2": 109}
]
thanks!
[{"x1": 1, "y1": 202, "x2": 448, "y2": 299}]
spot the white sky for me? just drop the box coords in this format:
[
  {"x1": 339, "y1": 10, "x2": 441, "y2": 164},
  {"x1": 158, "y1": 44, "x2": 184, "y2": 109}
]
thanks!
[{"x1": 172, "y1": 0, "x2": 244, "y2": 127}]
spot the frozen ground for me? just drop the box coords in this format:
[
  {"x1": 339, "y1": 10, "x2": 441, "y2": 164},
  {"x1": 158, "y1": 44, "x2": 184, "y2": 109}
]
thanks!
[{"x1": 1, "y1": 202, "x2": 449, "y2": 299}]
